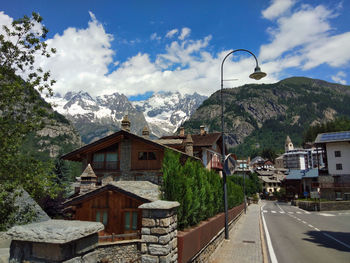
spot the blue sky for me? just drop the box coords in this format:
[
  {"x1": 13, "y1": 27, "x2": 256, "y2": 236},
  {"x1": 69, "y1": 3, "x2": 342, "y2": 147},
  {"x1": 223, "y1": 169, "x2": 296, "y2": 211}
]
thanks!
[{"x1": 1, "y1": 0, "x2": 350, "y2": 100}]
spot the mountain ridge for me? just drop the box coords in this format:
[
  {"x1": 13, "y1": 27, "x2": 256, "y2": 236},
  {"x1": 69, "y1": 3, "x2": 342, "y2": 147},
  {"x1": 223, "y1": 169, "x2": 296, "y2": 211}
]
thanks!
[
  {"x1": 182, "y1": 76, "x2": 350, "y2": 157},
  {"x1": 47, "y1": 91, "x2": 207, "y2": 143}
]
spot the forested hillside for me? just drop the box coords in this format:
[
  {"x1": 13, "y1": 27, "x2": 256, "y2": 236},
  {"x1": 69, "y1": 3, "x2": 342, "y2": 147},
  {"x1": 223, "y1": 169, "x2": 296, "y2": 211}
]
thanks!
[{"x1": 183, "y1": 77, "x2": 350, "y2": 157}]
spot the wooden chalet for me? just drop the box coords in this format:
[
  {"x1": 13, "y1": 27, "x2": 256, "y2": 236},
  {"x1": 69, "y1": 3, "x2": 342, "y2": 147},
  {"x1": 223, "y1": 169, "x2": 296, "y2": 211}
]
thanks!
[
  {"x1": 61, "y1": 116, "x2": 199, "y2": 186},
  {"x1": 64, "y1": 176, "x2": 160, "y2": 240},
  {"x1": 155, "y1": 125, "x2": 225, "y2": 171}
]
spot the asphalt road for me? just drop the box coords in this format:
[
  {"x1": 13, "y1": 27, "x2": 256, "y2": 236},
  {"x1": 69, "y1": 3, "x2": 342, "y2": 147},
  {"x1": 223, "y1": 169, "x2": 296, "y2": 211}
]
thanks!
[{"x1": 261, "y1": 200, "x2": 350, "y2": 263}]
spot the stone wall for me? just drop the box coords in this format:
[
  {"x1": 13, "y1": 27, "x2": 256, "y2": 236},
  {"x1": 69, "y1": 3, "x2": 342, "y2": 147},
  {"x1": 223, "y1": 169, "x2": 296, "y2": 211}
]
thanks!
[
  {"x1": 120, "y1": 139, "x2": 132, "y2": 172},
  {"x1": 298, "y1": 200, "x2": 350, "y2": 211},
  {"x1": 97, "y1": 240, "x2": 141, "y2": 263},
  {"x1": 139, "y1": 200, "x2": 179, "y2": 263}
]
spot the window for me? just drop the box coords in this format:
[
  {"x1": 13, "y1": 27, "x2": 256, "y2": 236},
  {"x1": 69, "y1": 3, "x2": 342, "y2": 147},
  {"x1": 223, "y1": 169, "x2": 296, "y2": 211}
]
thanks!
[
  {"x1": 92, "y1": 144, "x2": 119, "y2": 170},
  {"x1": 336, "y1": 163, "x2": 343, "y2": 170},
  {"x1": 124, "y1": 211, "x2": 138, "y2": 230},
  {"x1": 138, "y1": 152, "x2": 157, "y2": 160},
  {"x1": 334, "y1": 151, "x2": 341, "y2": 157},
  {"x1": 96, "y1": 211, "x2": 108, "y2": 226}
]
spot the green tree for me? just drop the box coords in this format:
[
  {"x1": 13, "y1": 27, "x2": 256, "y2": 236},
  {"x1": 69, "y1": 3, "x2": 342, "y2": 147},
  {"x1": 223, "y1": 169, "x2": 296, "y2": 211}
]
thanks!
[{"x1": 0, "y1": 12, "x2": 59, "y2": 230}]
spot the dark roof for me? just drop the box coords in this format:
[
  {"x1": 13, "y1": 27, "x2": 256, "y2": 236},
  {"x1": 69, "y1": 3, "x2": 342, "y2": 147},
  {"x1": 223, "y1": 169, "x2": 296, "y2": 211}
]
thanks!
[
  {"x1": 64, "y1": 181, "x2": 160, "y2": 206},
  {"x1": 160, "y1": 132, "x2": 222, "y2": 147},
  {"x1": 315, "y1": 131, "x2": 350, "y2": 144},
  {"x1": 286, "y1": 169, "x2": 318, "y2": 180},
  {"x1": 61, "y1": 129, "x2": 200, "y2": 162}
]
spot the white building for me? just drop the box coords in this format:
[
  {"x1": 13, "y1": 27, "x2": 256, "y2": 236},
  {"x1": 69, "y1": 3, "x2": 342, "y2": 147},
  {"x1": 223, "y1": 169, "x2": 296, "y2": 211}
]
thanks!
[
  {"x1": 315, "y1": 131, "x2": 350, "y2": 200},
  {"x1": 282, "y1": 136, "x2": 324, "y2": 170}
]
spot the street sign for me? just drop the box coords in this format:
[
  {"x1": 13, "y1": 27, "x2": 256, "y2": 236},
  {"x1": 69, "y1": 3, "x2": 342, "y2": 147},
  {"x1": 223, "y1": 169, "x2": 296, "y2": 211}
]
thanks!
[
  {"x1": 310, "y1": 191, "x2": 320, "y2": 198},
  {"x1": 224, "y1": 155, "x2": 236, "y2": 175}
]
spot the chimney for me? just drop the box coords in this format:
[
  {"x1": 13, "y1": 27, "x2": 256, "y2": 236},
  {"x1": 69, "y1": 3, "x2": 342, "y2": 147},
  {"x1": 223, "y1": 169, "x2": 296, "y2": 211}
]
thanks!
[
  {"x1": 179, "y1": 127, "x2": 185, "y2": 138},
  {"x1": 121, "y1": 115, "x2": 131, "y2": 132},
  {"x1": 142, "y1": 126, "x2": 150, "y2": 139},
  {"x1": 79, "y1": 164, "x2": 97, "y2": 194},
  {"x1": 185, "y1": 134, "x2": 193, "y2": 156},
  {"x1": 200, "y1": 125, "x2": 206, "y2": 136}
]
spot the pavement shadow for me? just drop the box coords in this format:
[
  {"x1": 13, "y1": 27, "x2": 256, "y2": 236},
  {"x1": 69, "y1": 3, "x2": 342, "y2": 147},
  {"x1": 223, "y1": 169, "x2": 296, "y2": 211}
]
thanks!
[{"x1": 303, "y1": 230, "x2": 350, "y2": 252}]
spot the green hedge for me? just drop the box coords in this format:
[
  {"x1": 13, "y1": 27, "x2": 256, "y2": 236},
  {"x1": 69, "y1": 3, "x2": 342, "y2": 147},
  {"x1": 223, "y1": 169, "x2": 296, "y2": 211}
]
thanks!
[{"x1": 161, "y1": 149, "x2": 243, "y2": 229}]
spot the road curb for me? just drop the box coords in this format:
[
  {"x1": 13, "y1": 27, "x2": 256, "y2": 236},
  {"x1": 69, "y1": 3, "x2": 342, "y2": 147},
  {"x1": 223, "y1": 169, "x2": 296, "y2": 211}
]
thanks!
[{"x1": 259, "y1": 202, "x2": 269, "y2": 263}]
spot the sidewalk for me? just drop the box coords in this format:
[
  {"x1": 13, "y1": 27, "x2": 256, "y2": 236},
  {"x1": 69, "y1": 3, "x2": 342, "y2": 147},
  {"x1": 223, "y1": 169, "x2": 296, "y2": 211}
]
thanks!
[{"x1": 210, "y1": 203, "x2": 264, "y2": 263}]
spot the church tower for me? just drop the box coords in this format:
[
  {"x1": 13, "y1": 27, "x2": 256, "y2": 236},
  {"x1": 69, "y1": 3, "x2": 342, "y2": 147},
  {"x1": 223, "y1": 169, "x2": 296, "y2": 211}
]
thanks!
[{"x1": 285, "y1": 135, "x2": 294, "y2": 152}]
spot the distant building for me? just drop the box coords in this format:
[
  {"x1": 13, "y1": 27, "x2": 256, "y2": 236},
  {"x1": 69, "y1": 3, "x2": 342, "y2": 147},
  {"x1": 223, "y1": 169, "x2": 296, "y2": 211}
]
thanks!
[
  {"x1": 315, "y1": 131, "x2": 350, "y2": 200},
  {"x1": 282, "y1": 136, "x2": 324, "y2": 170},
  {"x1": 283, "y1": 169, "x2": 319, "y2": 198}
]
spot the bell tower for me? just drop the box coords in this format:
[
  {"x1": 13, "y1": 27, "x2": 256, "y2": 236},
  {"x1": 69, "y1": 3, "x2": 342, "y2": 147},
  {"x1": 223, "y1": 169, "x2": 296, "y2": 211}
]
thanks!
[{"x1": 285, "y1": 135, "x2": 294, "y2": 152}]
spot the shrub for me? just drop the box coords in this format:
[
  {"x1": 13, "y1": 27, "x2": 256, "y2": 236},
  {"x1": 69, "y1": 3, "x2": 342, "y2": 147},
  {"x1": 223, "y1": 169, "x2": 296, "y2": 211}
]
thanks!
[{"x1": 161, "y1": 149, "x2": 243, "y2": 229}]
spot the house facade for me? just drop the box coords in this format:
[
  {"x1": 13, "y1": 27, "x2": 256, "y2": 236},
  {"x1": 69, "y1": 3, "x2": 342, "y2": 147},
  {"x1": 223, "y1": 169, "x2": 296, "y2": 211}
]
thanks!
[
  {"x1": 155, "y1": 125, "x2": 224, "y2": 172},
  {"x1": 62, "y1": 116, "x2": 198, "y2": 186},
  {"x1": 315, "y1": 131, "x2": 350, "y2": 200},
  {"x1": 64, "y1": 169, "x2": 160, "y2": 239}
]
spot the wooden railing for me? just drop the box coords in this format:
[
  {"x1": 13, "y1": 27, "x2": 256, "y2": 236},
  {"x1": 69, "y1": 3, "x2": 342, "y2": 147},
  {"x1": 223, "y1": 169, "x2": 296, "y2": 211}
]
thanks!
[{"x1": 92, "y1": 161, "x2": 119, "y2": 170}]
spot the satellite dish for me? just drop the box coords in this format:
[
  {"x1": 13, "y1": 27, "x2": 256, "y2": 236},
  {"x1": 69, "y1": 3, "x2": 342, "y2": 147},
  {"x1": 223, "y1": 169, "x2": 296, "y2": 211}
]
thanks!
[{"x1": 224, "y1": 154, "x2": 237, "y2": 175}]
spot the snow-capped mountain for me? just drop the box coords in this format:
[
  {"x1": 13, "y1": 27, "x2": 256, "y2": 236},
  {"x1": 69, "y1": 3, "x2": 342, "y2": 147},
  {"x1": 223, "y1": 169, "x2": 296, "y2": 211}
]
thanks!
[
  {"x1": 132, "y1": 92, "x2": 207, "y2": 137},
  {"x1": 47, "y1": 91, "x2": 207, "y2": 143}
]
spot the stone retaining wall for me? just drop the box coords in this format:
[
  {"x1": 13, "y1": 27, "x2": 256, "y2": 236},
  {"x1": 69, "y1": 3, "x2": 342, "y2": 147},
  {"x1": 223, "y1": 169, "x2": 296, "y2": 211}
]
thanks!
[
  {"x1": 97, "y1": 240, "x2": 141, "y2": 263},
  {"x1": 298, "y1": 200, "x2": 350, "y2": 211}
]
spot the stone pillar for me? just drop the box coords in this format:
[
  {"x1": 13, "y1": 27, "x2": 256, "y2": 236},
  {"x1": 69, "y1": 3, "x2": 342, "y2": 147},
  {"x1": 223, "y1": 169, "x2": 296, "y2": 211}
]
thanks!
[{"x1": 139, "y1": 200, "x2": 180, "y2": 263}]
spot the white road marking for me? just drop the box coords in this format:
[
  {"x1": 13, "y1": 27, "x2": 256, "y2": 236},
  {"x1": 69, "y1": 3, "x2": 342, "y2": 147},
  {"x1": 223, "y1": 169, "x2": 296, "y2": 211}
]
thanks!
[
  {"x1": 296, "y1": 211, "x2": 302, "y2": 214},
  {"x1": 319, "y1": 213, "x2": 335, "y2": 217},
  {"x1": 302, "y1": 221, "x2": 307, "y2": 224},
  {"x1": 297, "y1": 218, "x2": 301, "y2": 221},
  {"x1": 279, "y1": 211, "x2": 285, "y2": 214},
  {"x1": 276, "y1": 203, "x2": 285, "y2": 213},
  {"x1": 261, "y1": 203, "x2": 278, "y2": 263},
  {"x1": 263, "y1": 210, "x2": 268, "y2": 213},
  {"x1": 308, "y1": 224, "x2": 313, "y2": 228},
  {"x1": 271, "y1": 211, "x2": 277, "y2": 214},
  {"x1": 314, "y1": 227, "x2": 320, "y2": 231},
  {"x1": 304, "y1": 211, "x2": 311, "y2": 214},
  {"x1": 288, "y1": 212, "x2": 294, "y2": 214}
]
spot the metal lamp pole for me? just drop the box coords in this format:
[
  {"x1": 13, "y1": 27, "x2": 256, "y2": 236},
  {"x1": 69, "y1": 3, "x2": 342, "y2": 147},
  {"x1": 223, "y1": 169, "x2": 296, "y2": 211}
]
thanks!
[{"x1": 221, "y1": 49, "x2": 266, "y2": 239}]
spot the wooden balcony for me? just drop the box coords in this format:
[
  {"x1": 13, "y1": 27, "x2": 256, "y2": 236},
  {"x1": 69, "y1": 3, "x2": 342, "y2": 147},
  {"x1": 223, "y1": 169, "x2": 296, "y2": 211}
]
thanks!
[
  {"x1": 210, "y1": 159, "x2": 223, "y2": 170},
  {"x1": 92, "y1": 161, "x2": 119, "y2": 170}
]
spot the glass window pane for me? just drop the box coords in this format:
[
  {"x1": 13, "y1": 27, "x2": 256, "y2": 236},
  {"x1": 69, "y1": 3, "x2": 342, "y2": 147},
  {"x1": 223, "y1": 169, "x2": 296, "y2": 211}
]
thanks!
[
  {"x1": 93, "y1": 153, "x2": 105, "y2": 162},
  {"x1": 96, "y1": 211, "x2": 100, "y2": 222},
  {"x1": 103, "y1": 211, "x2": 108, "y2": 226},
  {"x1": 148, "y1": 152, "x2": 156, "y2": 160},
  {"x1": 138, "y1": 152, "x2": 147, "y2": 160},
  {"x1": 132, "y1": 211, "x2": 138, "y2": 230},
  {"x1": 125, "y1": 212, "x2": 130, "y2": 230},
  {"x1": 106, "y1": 153, "x2": 118, "y2": 162}
]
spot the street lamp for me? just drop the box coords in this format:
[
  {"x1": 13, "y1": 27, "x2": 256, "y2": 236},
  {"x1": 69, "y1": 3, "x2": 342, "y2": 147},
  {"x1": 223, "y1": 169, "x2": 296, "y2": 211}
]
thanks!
[{"x1": 221, "y1": 49, "x2": 266, "y2": 240}]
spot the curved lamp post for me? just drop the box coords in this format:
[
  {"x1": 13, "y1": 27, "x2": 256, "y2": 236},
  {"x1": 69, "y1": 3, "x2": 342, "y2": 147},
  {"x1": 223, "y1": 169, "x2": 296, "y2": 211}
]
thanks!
[{"x1": 221, "y1": 49, "x2": 266, "y2": 239}]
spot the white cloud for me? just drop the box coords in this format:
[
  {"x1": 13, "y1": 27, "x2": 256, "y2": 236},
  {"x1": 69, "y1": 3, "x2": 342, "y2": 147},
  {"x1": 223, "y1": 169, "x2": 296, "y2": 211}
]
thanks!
[
  {"x1": 0, "y1": 11, "x2": 13, "y2": 34},
  {"x1": 331, "y1": 71, "x2": 347, "y2": 85},
  {"x1": 165, "y1": 29, "x2": 178, "y2": 38},
  {"x1": 34, "y1": 12, "x2": 115, "y2": 96},
  {"x1": 260, "y1": 5, "x2": 333, "y2": 61},
  {"x1": 150, "y1": 32, "x2": 161, "y2": 41},
  {"x1": 179, "y1": 27, "x2": 191, "y2": 40},
  {"x1": 262, "y1": 0, "x2": 295, "y2": 20}
]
